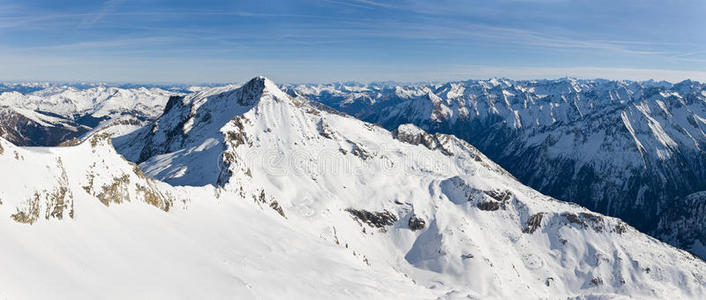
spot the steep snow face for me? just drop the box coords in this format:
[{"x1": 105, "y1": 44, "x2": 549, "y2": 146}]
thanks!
[
  {"x1": 286, "y1": 79, "x2": 706, "y2": 251},
  {"x1": 110, "y1": 77, "x2": 706, "y2": 298}
]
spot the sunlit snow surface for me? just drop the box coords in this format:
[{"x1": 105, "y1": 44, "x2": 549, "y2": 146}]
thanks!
[{"x1": 0, "y1": 78, "x2": 705, "y2": 299}]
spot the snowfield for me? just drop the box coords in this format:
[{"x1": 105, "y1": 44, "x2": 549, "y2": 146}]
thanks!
[{"x1": 0, "y1": 77, "x2": 705, "y2": 299}]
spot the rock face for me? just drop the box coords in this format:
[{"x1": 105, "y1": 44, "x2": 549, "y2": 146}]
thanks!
[{"x1": 286, "y1": 78, "x2": 706, "y2": 255}]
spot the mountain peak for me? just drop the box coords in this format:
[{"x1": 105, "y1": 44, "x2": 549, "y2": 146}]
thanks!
[
  {"x1": 235, "y1": 76, "x2": 290, "y2": 106},
  {"x1": 114, "y1": 76, "x2": 299, "y2": 184}
]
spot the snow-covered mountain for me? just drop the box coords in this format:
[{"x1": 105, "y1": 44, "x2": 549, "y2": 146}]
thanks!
[
  {"x1": 285, "y1": 78, "x2": 706, "y2": 256},
  {"x1": 0, "y1": 85, "x2": 174, "y2": 121},
  {"x1": 109, "y1": 76, "x2": 706, "y2": 298},
  {"x1": 0, "y1": 85, "x2": 177, "y2": 146},
  {"x1": 0, "y1": 106, "x2": 90, "y2": 146},
  {"x1": 2, "y1": 76, "x2": 705, "y2": 298}
]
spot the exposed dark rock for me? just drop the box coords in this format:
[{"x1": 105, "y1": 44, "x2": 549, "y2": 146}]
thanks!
[
  {"x1": 477, "y1": 201, "x2": 500, "y2": 211},
  {"x1": 580, "y1": 212, "x2": 605, "y2": 232},
  {"x1": 226, "y1": 131, "x2": 246, "y2": 148},
  {"x1": 590, "y1": 277, "x2": 604, "y2": 286},
  {"x1": 523, "y1": 212, "x2": 545, "y2": 234},
  {"x1": 95, "y1": 174, "x2": 131, "y2": 206},
  {"x1": 408, "y1": 215, "x2": 426, "y2": 231},
  {"x1": 346, "y1": 209, "x2": 397, "y2": 228},
  {"x1": 392, "y1": 124, "x2": 437, "y2": 150},
  {"x1": 11, "y1": 185, "x2": 75, "y2": 225},
  {"x1": 270, "y1": 201, "x2": 286, "y2": 218},
  {"x1": 163, "y1": 95, "x2": 185, "y2": 113},
  {"x1": 561, "y1": 212, "x2": 607, "y2": 232},
  {"x1": 484, "y1": 189, "x2": 512, "y2": 203},
  {"x1": 562, "y1": 213, "x2": 587, "y2": 228},
  {"x1": 614, "y1": 221, "x2": 628, "y2": 234},
  {"x1": 237, "y1": 77, "x2": 269, "y2": 106},
  {"x1": 317, "y1": 120, "x2": 335, "y2": 139},
  {"x1": 11, "y1": 192, "x2": 41, "y2": 224},
  {"x1": 351, "y1": 143, "x2": 371, "y2": 160}
]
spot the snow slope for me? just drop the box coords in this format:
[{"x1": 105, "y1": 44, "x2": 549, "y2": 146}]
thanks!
[
  {"x1": 114, "y1": 77, "x2": 706, "y2": 298},
  {"x1": 0, "y1": 136, "x2": 429, "y2": 299},
  {"x1": 286, "y1": 78, "x2": 706, "y2": 255},
  {"x1": 1, "y1": 77, "x2": 705, "y2": 298}
]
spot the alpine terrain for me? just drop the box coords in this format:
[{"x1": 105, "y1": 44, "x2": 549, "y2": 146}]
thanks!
[
  {"x1": 1, "y1": 77, "x2": 705, "y2": 299},
  {"x1": 0, "y1": 84, "x2": 176, "y2": 146},
  {"x1": 285, "y1": 78, "x2": 706, "y2": 257}
]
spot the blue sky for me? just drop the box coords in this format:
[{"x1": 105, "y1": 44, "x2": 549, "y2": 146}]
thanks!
[{"x1": 1, "y1": 0, "x2": 705, "y2": 83}]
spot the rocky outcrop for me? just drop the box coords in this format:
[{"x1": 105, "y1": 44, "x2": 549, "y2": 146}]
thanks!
[{"x1": 346, "y1": 209, "x2": 398, "y2": 228}]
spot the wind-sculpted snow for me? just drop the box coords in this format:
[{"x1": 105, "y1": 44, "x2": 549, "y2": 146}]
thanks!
[{"x1": 286, "y1": 78, "x2": 706, "y2": 256}]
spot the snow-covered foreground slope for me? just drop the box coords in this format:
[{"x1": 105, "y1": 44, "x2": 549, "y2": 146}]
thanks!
[
  {"x1": 0, "y1": 137, "x2": 429, "y2": 299},
  {"x1": 286, "y1": 79, "x2": 706, "y2": 256},
  {"x1": 1, "y1": 77, "x2": 705, "y2": 298}
]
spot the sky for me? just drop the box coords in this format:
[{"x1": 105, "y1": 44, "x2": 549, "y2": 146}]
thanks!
[{"x1": 1, "y1": 0, "x2": 705, "y2": 83}]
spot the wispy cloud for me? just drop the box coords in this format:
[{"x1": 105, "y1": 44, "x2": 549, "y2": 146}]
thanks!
[
  {"x1": 351, "y1": 0, "x2": 396, "y2": 8},
  {"x1": 18, "y1": 36, "x2": 180, "y2": 51},
  {"x1": 79, "y1": 0, "x2": 127, "y2": 28}
]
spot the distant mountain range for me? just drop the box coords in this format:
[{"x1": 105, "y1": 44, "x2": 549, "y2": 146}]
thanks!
[{"x1": 284, "y1": 78, "x2": 706, "y2": 257}]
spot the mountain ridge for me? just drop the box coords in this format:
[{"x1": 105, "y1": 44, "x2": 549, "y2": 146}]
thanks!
[{"x1": 286, "y1": 78, "x2": 706, "y2": 257}]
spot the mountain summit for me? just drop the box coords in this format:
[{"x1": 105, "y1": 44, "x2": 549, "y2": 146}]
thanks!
[{"x1": 115, "y1": 76, "x2": 294, "y2": 186}]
